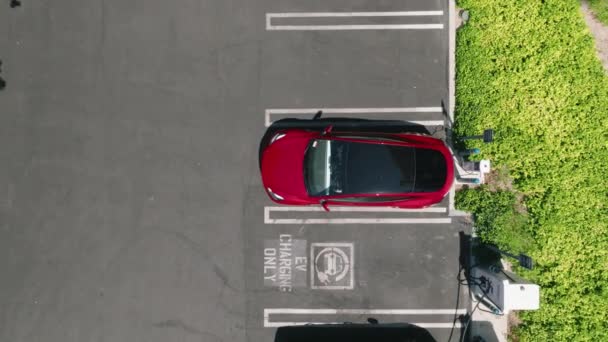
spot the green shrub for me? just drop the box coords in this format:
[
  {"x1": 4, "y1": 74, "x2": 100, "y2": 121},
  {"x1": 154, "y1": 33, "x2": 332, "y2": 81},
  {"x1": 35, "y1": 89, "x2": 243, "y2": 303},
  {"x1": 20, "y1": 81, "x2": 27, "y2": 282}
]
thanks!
[
  {"x1": 456, "y1": 186, "x2": 532, "y2": 253},
  {"x1": 589, "y1": 0, "x2": 608, "y2": 25},
  {"x1": 455, "y1": 0, "x2": 608, "y2": 340}
]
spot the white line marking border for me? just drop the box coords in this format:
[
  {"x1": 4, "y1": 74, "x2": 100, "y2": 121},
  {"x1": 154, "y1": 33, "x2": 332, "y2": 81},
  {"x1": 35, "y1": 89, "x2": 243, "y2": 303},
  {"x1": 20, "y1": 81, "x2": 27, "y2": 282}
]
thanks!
[
  {"x1": 265, "y1": 107, "x2": 443, "y2": 127},
  {"x1": 265, "y1": 308, "x2": 466, "y2": 315},
  {"x1": 263, "y1": 207, "x2": 450, "y2": 224},
  {"x1": 263, "y1": 308, "x2": 466, "y2": 328},
  {"x1": 265, "y1": 206, "x2": 447, "y2": 213},
  {"x1": 267, "y1": 11, "x2": 445, "y2": 18},
  {"x1": 266, "y1": 11, "x2": 445, "y2": 31},
  {"x1": 264, "y1": 321, "x2": 462, "y2": 328},
  {"x1": 267, "y1": 24, "x2": 444, "y2": 31},
  {"x1": 264, "y1": 217, "x2": 452, "y2": 224},
  {"x1": 310, "y1": 242, "x2": 355, "y2": 290}
]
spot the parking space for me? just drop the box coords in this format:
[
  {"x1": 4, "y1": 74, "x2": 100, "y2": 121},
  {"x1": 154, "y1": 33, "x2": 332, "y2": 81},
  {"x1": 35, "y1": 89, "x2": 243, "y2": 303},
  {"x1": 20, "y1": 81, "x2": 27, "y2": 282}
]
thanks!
[
  {"x1": 260, "y1": 30, "x2": 447, "y2": 109},
  {"x1": 247, "y1": 0, "x2": 469, "y2": 340},
  {"x1": 260, "y1": 2, "x2": 448, "y2": 110},
  {"x1": 244, "y1": 186, "x2": 470, "y2": 341}
]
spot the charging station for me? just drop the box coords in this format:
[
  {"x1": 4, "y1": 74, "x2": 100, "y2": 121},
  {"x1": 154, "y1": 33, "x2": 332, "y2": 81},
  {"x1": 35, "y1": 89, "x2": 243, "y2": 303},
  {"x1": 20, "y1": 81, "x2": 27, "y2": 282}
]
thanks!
[
  {"x1": 471, "y1": 266, "x2": 540, "y2": 315},
  {"x1": 454, "y1": 129, "x2": 494, "y2": 185}
]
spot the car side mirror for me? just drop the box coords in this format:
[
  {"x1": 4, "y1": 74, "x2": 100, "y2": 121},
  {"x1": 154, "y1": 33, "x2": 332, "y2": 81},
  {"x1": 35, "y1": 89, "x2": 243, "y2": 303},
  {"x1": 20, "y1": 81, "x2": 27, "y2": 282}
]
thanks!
[
  {"x1": 322, "y1": 125, "x2": 333, "y2": 136},
  {"x1": 320, "y1": 200, "x2": 330, "y2": 212}
]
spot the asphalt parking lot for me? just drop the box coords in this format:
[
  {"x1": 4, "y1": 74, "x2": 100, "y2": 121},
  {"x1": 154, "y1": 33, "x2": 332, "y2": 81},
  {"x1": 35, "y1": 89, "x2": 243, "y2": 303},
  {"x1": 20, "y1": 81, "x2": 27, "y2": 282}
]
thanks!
[{"x1": 0, "y1": 0, "x2": 470, "y2": 341}]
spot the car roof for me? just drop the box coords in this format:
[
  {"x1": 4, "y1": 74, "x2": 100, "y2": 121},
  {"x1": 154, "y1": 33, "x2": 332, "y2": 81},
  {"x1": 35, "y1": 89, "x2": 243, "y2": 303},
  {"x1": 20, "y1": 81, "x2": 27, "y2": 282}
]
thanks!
[
  {"x1": 274, "y1": 324, "x2": 437, "y2": 342},
  {"x1": 329, "y1": 139, "x2": 447, "y2": 195}
]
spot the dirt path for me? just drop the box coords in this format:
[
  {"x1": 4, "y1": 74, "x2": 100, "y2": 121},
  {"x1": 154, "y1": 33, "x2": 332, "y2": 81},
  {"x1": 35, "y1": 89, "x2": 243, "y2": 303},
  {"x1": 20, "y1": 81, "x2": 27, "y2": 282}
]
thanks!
[{"x1": 582, "y1": 0, "x2": 608, "y2": 72}]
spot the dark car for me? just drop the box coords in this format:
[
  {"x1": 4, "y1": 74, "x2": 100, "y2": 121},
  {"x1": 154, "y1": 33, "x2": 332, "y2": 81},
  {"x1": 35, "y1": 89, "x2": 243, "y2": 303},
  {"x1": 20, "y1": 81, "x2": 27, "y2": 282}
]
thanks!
[{"x1": 274, "y1": 323, "x2": 437, "y2": 342}]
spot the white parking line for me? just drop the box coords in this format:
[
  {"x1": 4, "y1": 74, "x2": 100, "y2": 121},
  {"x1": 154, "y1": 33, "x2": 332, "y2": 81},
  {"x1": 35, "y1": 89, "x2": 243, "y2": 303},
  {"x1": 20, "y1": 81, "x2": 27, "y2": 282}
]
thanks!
[
  {"x1": 264, "y1": 321, "x2": 461, "y2": 328},
  {"x1": 264, "y1": 207, "x2": 451, "y2": 224},
  {"x1": 268, "y1": 11, "x2": 445, "y2": 18},
  {"x1": 264, "y1": 308, "x2": 465, "y2": 328},
  {"x1": 264, "y1": 217, "x2": 452, "y2": 225},
  {"x1": 268, "y1": 24, "x2": 444, "y2": 31},
  {"x1": 265, "y1": 107, "x2": 443, "y2": 127},
  {"x1": 266, "y1": 206, "x2": 447, "y2": 213},
  {"x1": 265, "y1": 308, "x2": 466, "y2": 315},
  {"x1": 266, "y1": 11, "x2": 444, "y2": 31}
]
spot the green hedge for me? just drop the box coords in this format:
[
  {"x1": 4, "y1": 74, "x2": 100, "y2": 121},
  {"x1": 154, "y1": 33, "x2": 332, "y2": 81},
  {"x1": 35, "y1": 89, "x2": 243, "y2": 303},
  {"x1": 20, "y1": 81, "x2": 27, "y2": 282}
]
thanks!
[
  {"x1": 455, "y1": 0, "x2": 608, "y2": 340},
  {"x1": 589, "y1": 0, "x2": 608, "y2": 25},
  {"x1": 456, "y1": 186, "x2": 532, "y2": 253}
]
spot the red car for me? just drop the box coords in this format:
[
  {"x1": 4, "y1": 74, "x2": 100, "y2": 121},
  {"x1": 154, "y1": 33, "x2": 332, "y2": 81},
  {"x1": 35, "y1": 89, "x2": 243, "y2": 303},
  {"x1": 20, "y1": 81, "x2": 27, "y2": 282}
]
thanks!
[{"x1": 260, "y1": 125, "x2": 454, "y2": 210}]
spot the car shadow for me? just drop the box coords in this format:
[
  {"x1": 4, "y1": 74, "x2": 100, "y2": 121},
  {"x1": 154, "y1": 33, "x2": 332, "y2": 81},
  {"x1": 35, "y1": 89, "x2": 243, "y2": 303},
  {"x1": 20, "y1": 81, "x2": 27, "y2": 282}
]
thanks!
[{"x1": 258, "y1": 117, "x2": 435, "y2": 170}]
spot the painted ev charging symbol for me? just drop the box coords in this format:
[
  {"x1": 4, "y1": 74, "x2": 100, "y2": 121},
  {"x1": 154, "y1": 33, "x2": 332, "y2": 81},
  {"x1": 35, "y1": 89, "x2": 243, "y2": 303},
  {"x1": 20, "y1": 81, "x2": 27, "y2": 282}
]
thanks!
[
  {"x1": 311, "y1": 243, "x2": 354, "y2": 290},
  {"x1": 316, "y1": 247, "x2": 350, "y2": 284}
]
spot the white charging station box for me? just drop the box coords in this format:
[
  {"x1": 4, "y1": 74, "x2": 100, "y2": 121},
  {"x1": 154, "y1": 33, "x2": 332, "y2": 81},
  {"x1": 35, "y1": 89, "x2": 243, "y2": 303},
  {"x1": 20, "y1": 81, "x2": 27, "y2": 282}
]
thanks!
[{"x1": 472, "y1": 266, "x2": 540, "y2": 314}]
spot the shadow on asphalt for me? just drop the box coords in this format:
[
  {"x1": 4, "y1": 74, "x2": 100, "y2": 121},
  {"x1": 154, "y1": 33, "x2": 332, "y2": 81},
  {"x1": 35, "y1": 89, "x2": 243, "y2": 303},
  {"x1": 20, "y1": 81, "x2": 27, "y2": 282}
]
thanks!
[
  {"x1": 274, "y1": 323, "x2": 437, "y2": 342},
  {"x1": 450, "y1": 232, "x2": 501, "y2": 342},
  {"x1": 258, "y1": 117, "x2": 437, "y2": 169}
]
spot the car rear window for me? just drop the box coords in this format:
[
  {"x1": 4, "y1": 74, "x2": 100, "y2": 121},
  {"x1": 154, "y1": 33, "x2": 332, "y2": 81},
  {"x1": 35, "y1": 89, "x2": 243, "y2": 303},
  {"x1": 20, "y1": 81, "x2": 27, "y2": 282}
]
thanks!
[
  {"x1": 343, "y1": 141, "x2": 416, "y2": 195},
  {"x1": 413, "y1": 149, "x2": 447, "y2": 192},
  {"x1": 304, "y1": 139, "x2": 447, "y2": 196}
]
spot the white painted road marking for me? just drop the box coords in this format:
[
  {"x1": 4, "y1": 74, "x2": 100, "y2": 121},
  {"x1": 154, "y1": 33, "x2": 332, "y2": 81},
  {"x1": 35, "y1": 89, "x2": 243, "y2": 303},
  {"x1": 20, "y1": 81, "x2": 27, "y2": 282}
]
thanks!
[
  {"x1": 265, "y1": 217, "x2": 452, "y2": 225},
  {"x1": 311, "y1": 242, "x2": 355, "y2": 290},
  {"x1": 264, "y1": 235, "x2": 308, "y2": 291},
  {"x1": 448, "y1": 0, "x2": 461, "y2": 217},
  {"x1": 264, "y1": 308, "x2": 466, "y2": 328},
  {"x1": 265, "y1": 107, "x2": 443, "y2": 127},
  {"x1": 266, "y1": 11, "x2": 444, "y2": 31},
  {"x1": 265, "y1": 308, "x2": 466, "y2": 314},
  {"x1": 266, "y1": 206, "x2": 446, "y2": 213},
  {"x1": 264, "y1": 207, "x2": 451, "y2": 224},
  {"x1": 264, "y1": 321, "x2": 462, "y2": 328},
  {"x1": 268, "y1": 11, "x2": 445, "y2": 18},
  {"x1": 267, "y1": 24, "x2": 445, "y2": 31}
]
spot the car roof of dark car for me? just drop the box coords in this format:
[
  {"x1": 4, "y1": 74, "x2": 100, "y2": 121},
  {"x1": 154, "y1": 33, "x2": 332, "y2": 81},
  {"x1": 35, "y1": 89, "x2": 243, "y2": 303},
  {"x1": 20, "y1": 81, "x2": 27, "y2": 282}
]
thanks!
[{"x1": 274, "y1": 324, "x2": 437, "y2": 342}]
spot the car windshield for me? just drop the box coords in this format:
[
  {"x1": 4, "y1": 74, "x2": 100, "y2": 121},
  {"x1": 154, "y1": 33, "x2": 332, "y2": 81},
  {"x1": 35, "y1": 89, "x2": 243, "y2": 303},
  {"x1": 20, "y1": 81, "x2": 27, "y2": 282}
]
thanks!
[
  {"x1": 303, "y1": 139, "x2": 342, "y2": 196},
  {"x1": 304, "y1": 139, "x2": 446, "y2": 197}
]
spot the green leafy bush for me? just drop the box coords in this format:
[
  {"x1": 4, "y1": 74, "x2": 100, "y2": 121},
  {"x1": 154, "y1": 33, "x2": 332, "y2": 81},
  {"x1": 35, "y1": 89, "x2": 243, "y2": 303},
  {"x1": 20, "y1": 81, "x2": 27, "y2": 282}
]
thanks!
[
  {"x1": 456, "y1": 186, "x2": 532, "y2": 253},
  {"x1": 455, "y1": 0, "x2": 608, "y2": 340},
  {"x1": 589, "y1": 0, "x2": 608, "y2": 25}
]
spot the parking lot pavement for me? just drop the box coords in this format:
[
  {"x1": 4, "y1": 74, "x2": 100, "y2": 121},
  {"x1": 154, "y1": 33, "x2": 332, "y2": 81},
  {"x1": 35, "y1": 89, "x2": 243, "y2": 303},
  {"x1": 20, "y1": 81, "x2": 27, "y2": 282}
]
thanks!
[
  {"x1": 260, "y1": 30, "x2": 446, "y2": 108},
  {"x1": 0, "y1": 1, "x2": 262, "y2": 341},
  {"x1": 247, "y1": 0, "x2": 471, "y2": 340},
  {"x1": 244, "y1": 183, "x2": 470, "y2": 341},
  {"x1": 0, "y1": 0, "x2": 468, "y2": 341}
]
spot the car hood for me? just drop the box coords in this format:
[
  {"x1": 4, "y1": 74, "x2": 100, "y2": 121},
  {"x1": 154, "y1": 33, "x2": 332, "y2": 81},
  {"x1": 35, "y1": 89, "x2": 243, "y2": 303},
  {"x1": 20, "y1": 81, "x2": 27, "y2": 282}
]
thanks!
[{"x1": 261, "y1": 133, "x2": 310, "y2": 201}]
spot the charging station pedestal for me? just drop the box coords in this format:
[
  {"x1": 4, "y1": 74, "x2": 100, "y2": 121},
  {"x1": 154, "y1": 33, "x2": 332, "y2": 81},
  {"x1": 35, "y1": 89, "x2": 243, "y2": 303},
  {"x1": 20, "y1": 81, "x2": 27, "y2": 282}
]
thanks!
[{"x1": 471, "y1": 266, "x2": 540, "y2": 315}]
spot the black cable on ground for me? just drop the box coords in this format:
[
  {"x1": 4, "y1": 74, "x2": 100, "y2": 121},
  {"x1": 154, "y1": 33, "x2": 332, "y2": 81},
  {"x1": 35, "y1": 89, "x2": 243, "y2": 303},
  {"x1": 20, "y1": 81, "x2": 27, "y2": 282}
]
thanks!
[
  {"x1": 477, "y1": 306, "x2": 504, "y2": 316},
  {"x1": 447, "y1": 266, "x2": 464, "y2": 342},
  {"x1": 449, "y1": 264, "x2": 486, "y2": 342},
  {"x1": 460, "y1": 283, "x2": 490, "y2": 342},
  {"x1": 450, "y1": 262, "x2": 504, "y2": 342}
]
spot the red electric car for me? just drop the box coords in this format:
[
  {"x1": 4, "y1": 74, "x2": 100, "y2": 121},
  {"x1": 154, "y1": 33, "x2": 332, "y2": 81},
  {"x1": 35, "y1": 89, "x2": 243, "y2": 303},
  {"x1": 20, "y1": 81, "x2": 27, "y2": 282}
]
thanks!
[{"x1": 260, "y1": 126, "x2": 454, "y2": 210}]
